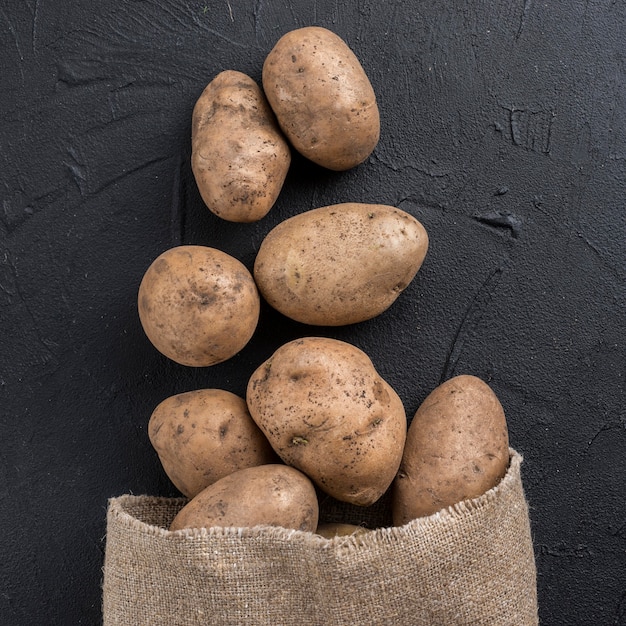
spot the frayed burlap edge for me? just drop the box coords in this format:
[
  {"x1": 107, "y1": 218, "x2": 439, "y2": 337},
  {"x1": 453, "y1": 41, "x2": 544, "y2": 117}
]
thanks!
[{"x1": 102, "y1": 449, "x2": 538, "y2": 626}]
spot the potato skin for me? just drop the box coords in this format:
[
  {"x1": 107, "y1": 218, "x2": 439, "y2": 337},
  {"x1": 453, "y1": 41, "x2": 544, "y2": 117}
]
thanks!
[
  {"x1": 137, "y1": 245, "x2": 260, "y2": 367},
  {"x1": 148, "y1": 389, "x2": 278, "y2": 498},
  {"x1": 169, "y1": 464, "x2": 319, "y2": 532},
  {"x1": 253, "y1": 203, "x2": 428, "y2": 326},
  {"x1": 316, "y1": 522, "x2": 369, "y2": 539},
  {"x1": 392, "y1": 375, "x2": 510, "y2": 525},
  {"x1": 246, "y1": 337, "x2": 407, "y2": 506},
  {"x1": 191, "y1": 70, "x2": 291, "y2": 222},
  {"x1": 262, "y1": 27, "x2": 379, "y2": 171}
]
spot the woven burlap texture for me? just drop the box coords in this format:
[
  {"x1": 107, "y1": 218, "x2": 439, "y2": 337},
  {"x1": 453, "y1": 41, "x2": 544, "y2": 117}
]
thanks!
[{"x1": 102, "y1": 449, "x2": 538, "y2": 625}]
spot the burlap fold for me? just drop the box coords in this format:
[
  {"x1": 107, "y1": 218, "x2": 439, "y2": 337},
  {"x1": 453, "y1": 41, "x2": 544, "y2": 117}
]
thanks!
[{"x1": 102, "y1": 449, "x2": 538, "y2": 625}]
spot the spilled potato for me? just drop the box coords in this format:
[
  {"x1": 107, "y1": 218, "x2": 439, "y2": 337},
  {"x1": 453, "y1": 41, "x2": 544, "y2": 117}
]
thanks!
[
  {"x1": 246, "y1": 337, "x2": 407, "y2": 506},
  {"x1": 191, "y1": 70, "x2": 291, "y2": 222},
  {"x1": 137, "y1": 245, "x2": 260, "y2": 367},
  {"x1": 253, "y1": 203, "x2": 428, "y2": 326},
  {"x1": 263, "y1": 26, "x2": 379, "y2": 170},
  {"x1": 169, "y1": 464, "x2": 318, "y2": 532},
  {"x1": 316, "y1": 522, "x2": 369, "y2": 540},
  {"x1": 392, "y1": 375, "x2": 510, "y2": 525},
  {"x1": 148, "y1": 389, "x2": 277, "y2": 498}
]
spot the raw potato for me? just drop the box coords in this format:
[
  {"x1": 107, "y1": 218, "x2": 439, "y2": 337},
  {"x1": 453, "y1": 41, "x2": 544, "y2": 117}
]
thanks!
[
  {"x1": 262, "y1": 27, "x2": 380, "y2": 171},
  {"x1": 246, "y1": 337, "x2": 407, "y2": 506},
  {"x1": 191, "y1": 70, "x2": 291, "y2": 222},
  {"x1": 392, "y1": 375, "x2": 510, "y2": 525},
  {"x1": 169, "y1": 464, "x2": 319, "y2": 532},
  {"x1": 148, "y1": 389, "x2": 278, "y2": 498},
  {"x1": 316, "y1": 522, "x2": 369, "y2": 539},
  {"x1": 138, "y1": 245, "x2": 260, "y2": 367},
  {"x1": 253, "y1": 203, "x2": 429, "y2": 326}
]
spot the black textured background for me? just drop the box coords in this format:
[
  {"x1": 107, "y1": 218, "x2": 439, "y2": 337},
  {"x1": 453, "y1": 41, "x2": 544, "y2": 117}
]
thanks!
[{"x1": 1, "y1": 1, "x2": 625, "y2": 624}]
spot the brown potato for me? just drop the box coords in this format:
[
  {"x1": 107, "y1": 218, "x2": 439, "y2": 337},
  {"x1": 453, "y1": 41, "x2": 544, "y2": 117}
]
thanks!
[
  {"x1": 253, "y1": 203, "x2": 428, "y2": 326},
  {"x1": 137, "y1": 245, "x2": 260, "y2": 367},
  {"x1": 246, "y1": 337, "x2": 407, "y2": 507},
  {"x1": 315, "y1": 522, "x2": 369, "y2": 540},
  {"x1": 169, "y1": 464, "x2": 319, "y2": 532},
  {"x1": 191, "y1": 70, "x2": 291, "y2": 222},
  {"x1": 262, "y1": 27, "x2": 379, "y2": 171},
  {"x1": 392, "y1": 375, "x2": 510, "y2": 525},
  {"x1": 148, "y1": 389, "x2": 278, "y2": 498}
]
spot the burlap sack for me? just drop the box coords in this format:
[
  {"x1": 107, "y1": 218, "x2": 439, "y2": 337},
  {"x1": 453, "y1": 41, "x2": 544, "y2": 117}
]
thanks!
[{"x1": 102, "y1": 449, "x2": 537, "y2": 625}]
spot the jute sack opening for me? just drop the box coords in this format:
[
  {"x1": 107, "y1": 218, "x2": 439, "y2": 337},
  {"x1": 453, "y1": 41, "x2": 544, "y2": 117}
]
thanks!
[{"x1": 102, "y1": 449, "x2": 538, "y2": 625}]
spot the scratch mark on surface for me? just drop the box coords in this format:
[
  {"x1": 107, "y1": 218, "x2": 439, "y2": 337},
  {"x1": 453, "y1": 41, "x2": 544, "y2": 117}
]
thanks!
[
  {"x1": 32, "y1": 0, "x2": 41, "y2": 54},
  {"x1": 225, "y1": 0, "x2": 234, "y2": 21},
  {"x1": 576, "y1": 231, "x2": 626, "y2": 281},
  {"x1": 0, "y1": 8, "x2": 26, "y2": 87},
  {"x1": 587, "y1": 415, "x2": 626, "y2": 449},
  {"x1": 2, "y1": 185, "x2": 68, "y2": 234},
  {"x1": 539, "y1": 542, "x2": 592, "y2": 558},
  {"x1": 91, "y1": 155, "x2": 172, "y2": 196},
  {"x1": 190, "y1": 14, "x2": 250, "y2": 49},
  {"x1": 107, "y1": 3, "x2": 249, "y2": 50},
  {"x1": 440, "y1": 260, "x2": 508, "y2": 383},
  {"x1": 501, "y1": 105, "x2": 555, "y2": 155},
  {"x1": 515, "y1": 0, "x2": 532, "y2": 40},
  {"x1": 65, "y1": 147, "x2": 88, "y2": 196},
  {"x1": 280, "y1": 1, "x2": 299, "y2": 28},
  {"x1": 152, "y1": 2, "x2": 192, "y2": 33},
  {"x1": 253, "y1": 0, "x2": 264, "y2": 42},
  {"x1": 57, "y1": 58, "x2": 109, "y2": 88},
  {"x1": 2, "y1": 252, "x2": 58, "y2": 374},
  {"x1": 0, "y1": 9, "x2": 24, "y2": 61},
  {"x1": 474, "y1": 210, "x2": 523, "y2": 238},
  {"x1": 64, "y1": 149, "x2": 171, "y2": 197},
  {"x1": 372, "y1": 153, "x2": 450, "y2": 178},
  {"x1": 0, "y1": 251, "x2": 17, "y2": 303},
  {"x1": 170, "y1": 153, "x2": 184, "y2": 246}
]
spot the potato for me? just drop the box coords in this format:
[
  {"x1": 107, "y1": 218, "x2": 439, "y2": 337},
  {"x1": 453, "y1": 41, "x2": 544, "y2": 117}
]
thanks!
[
  {"x1": 262, "y1": 27, "x2": 379, "y2": 171},
  {"x1": 253, "y1": 203, "x2": 428, "y2": 326},
  {"x1": 148, "y1": 389, "x2": 278, "y2": 498},
  {"x1": 191, "y1": 70, "x2": 291, "y2": 222},
  {"x1": 137, "y1": 245, "x2": 260, "y2": 367},
  {"x1": 169, "y1": 464, "x2": 319, "y2": 532},
  {"x1": 392, "y1": 375, "x2": 510, "y2": 525},
  {"x1": 316, "y1": 522, "x2": 369, "y2": 540},
  {"x1": 246, "y1": 337, "x2": 407, "y2": 506}
]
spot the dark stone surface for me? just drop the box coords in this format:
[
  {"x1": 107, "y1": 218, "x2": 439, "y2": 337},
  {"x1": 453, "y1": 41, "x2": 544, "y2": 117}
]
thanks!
[{"x1": 1, "y1": 1, "x2": 624, "y2": 624}]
